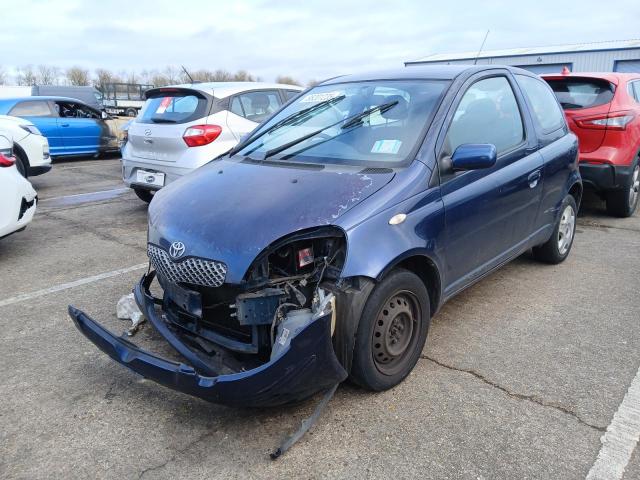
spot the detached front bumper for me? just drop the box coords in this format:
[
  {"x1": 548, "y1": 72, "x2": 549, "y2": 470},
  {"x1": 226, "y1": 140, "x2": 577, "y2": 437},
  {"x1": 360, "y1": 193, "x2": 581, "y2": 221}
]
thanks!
[{"x1": 68, "y1": 272, "x2": 347, "y2": 408}]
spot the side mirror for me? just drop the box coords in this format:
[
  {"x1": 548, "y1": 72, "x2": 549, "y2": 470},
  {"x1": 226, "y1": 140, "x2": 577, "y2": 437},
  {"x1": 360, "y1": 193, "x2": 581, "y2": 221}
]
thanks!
[
  {"x1": 101, "y1": 111, "x2": 110, "y2": 120},
  {"x1": 451, "y1": 143, "x2": 497, "y2": 171}
]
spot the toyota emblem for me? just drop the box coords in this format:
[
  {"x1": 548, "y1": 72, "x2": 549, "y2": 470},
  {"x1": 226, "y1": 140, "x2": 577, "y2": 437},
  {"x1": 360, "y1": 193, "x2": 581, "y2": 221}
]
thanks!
[
  {"x1": 169, "y1": 241, "x2": 186, "y2": 259},
  {"x1": 144, "y1": 129, "x2": 152, "y2": 136}
]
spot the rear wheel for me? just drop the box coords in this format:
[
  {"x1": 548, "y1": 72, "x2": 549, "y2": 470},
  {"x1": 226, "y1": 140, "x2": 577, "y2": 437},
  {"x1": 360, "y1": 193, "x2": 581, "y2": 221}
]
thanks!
[
  {"x1": 350, "y1": 269, "x2": 430, "y2": 391},
  {"x1": 605, "y1": 161, "x2": 639, "y2": 218},
  {"x1": 533, "y1": 195, "x2": 577, "y2": 264},
  {"x1": 125, "y1": 108, "x2": 137, "y2": 117},
  {"x1": 133, "y1": 188, "x2": 154, "y2": 203}
]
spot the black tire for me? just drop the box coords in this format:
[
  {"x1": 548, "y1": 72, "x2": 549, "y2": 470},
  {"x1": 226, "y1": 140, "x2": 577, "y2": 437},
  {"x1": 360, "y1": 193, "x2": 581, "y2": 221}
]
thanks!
[
  {"x1": 133, "y1": 188, "x2": 154, "y2": 203},
  {"x1": 14, "y1": 150, "x2": 28, "y2": 178},
  {"x1": 533, "y1": 195, "x2": 577, "y2": 264},
  {"x1": 605, "y1": 159, "x2": 639, "y2": 218},
  {"x1": 350, "y1": 269, "x2": 430, "y2": 391},
  {"x1": 125, "y1": 108, "x2": 137, "y2": 117}
]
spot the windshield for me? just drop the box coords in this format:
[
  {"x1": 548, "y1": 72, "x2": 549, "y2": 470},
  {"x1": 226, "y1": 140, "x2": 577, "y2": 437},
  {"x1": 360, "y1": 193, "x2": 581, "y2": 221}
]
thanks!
[
  {"x1": 138, "y1": 92, "x2": 208, "y2": 124},
  {"x1": 545, "y1": 78, "x2": 614, "y2": 110},
  {"x1": 235, "y1": 80, "x2": 449, "y2": 167}
]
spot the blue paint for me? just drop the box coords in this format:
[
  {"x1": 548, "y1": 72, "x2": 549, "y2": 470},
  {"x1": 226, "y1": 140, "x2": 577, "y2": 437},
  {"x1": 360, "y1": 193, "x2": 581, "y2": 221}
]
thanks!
[{"x1": 69, "y1": 65, "x2": 581, "y2": 406}]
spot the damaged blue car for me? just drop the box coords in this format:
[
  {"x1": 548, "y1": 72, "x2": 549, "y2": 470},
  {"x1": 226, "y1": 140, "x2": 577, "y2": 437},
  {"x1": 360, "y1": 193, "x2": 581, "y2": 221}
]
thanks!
[{"x1": 69, "y1": 65, "x2": 582, "y2": 410}]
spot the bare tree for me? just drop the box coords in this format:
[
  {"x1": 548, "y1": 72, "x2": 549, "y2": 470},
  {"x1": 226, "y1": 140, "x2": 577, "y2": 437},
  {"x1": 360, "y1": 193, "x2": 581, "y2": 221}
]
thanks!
[
  {"x1": 16, "y1": 65, "x2": 37, "y2": 86},
  {"x1": 37, "y1": 65, "x2": 60, "y2": 85},
  {"x1": 163, "y1": 66, "x2": 180, "y2": 85},
  {"x1": 275, "y1": 75, "x2": 301, "y2": 86},
  {"x1": 0, "y1": 67, "x2": 6, "y2": 85},
  {"x1": 66, "y1": 66, "x2": 90, "y2": 86},
  {"x1": 213, "y1": 69, "x2": 233, "y2": 81},
  {"x1": 150, "y1": 72, "x2": 171, "y2": 87},
  {"x1": 93, "y1": 68, "x2": 115, "y2": 91},
  {"x1": 232, "y1": 70, "x2": 255, "y2": 82},
  {"x1": 307, "y1": 79, "x2": 319, "y2": 87}
]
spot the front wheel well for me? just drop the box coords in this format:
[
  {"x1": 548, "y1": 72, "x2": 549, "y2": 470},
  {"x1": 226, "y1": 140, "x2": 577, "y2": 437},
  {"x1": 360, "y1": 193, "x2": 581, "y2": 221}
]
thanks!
[{"x1": 387, "y1": 255, "x2": 441, "y2": 315}]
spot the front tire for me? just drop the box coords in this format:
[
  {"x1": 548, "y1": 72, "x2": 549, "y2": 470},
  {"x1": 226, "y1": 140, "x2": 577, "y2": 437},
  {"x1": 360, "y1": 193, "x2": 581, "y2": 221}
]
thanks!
[
  {"x1": 350, "y1": 269, "x2": 430, "y2": 391},
  {"x1": 14, "y1": 150, "x2": 28, "y2": 178},
  {"x1": 605, "y1": 160, "x2": 639, "y2": 218},
  {"x1": 133, "y1": 187, "x2": 154, "y2": 203},
  {"x1": 533, "y1": 195, "x2": 577, "y2": 264}
]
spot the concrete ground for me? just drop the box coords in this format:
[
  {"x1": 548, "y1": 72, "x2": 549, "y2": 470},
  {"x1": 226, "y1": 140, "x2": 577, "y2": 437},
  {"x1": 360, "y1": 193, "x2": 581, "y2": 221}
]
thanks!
[{"x1": 1, "y1": 158, "x2": 639, "y2": 479}]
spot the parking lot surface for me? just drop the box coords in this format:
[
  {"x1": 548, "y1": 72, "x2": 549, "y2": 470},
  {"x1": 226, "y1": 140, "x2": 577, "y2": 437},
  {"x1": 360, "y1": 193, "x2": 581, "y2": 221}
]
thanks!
[{"x1": 1, "y1": 157, "x2": 639, "y2": 479}]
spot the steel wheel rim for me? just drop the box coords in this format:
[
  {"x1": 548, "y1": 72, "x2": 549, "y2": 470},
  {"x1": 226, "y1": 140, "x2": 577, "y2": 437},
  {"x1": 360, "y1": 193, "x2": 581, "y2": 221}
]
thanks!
[
  {"x1": 557, "y1": 205, "x2": 575, "y2": 256},
  {"x1": 372, "y1": 291, "x2": 420, "y2": 376},
  {"x1": 629, "y1": 165, "x2": 639, "y2": 209}
]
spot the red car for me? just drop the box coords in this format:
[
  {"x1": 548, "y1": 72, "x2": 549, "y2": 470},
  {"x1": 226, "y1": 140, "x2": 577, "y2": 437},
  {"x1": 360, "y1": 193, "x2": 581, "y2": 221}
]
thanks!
[{"x1": 542, "y1": 71, "x2": 640, "y2": 217}]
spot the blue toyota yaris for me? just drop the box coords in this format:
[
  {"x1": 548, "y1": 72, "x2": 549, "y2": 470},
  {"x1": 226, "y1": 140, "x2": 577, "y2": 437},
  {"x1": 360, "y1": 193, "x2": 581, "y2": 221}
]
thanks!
[{"x1": 69, "y1": 65, "x2": 581, "y2": 408}]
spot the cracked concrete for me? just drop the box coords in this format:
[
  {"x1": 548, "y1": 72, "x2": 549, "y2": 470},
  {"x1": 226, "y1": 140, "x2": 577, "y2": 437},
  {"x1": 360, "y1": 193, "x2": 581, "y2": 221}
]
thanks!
[
  {"x1": 1, "y1": 157, "x2": 639, "y2": 479},
  {"x1": 421, "y1": 355, "x2": 607, "y2": 431}
]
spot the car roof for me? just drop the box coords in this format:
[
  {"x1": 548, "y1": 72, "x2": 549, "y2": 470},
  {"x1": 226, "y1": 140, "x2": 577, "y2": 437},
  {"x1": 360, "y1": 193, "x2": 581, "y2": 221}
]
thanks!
[
  {"x1": 320, "y1": 65, "x2": 534, "y2": 85},
  {"x1": 147, "y1": 82, "x2": 304, "y2": 99},
  {"x1": 0, "y1": 96, "x2": 91, "y2": 104},
  {"x1": 541, "y1": 72, "x2": 640, "y2": 85}
]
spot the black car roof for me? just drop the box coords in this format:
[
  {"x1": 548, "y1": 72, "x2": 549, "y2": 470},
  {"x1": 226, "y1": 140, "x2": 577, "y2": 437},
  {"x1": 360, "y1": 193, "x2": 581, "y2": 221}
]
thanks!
[{"x1": 320, "y1": 65, "x2": 532, "y2": 84}]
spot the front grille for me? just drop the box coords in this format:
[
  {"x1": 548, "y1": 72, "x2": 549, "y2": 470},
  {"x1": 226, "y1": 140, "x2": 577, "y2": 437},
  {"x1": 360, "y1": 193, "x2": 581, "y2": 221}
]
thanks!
[{"x1": 148, "y1": 244, "x2": 227, "y2": 288}]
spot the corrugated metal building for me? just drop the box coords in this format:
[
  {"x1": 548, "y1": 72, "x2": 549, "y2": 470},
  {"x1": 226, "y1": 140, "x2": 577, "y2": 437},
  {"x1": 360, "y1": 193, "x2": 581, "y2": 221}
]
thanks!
[{"x1": 405, "y1": 39, "x2": 640, "y2": 74}]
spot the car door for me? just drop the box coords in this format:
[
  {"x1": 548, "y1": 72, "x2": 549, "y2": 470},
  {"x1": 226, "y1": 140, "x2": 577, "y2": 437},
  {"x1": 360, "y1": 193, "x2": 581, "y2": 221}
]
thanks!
[
  {"x1": 8, "y1": 100, "x2": 64, "y2": 155},
  {"x1": 54, "y1": 100, "x2": 102, "y2": 154},
  {"x1": 437, "y1": 73, "x2": 543, "y2": 297},
  {"x1": 226, "y1": 90, "x2": 283, "y2": 140},
  {"x1": 515, "y1": 74, "x2": 578, "y2": 236}
]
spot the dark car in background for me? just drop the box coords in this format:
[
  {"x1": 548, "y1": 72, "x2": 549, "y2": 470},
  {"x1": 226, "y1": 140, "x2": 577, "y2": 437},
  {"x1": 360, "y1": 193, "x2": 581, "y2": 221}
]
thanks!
[
  {"x1": 0, "y1": 96, "x2": 119, "y2": 157},
  {"x1": 542, "y1": 72, "x2": 640, "y2": 217},
  {"x1": 69, "y1": 65, "x2": 581, "y2": 407}
]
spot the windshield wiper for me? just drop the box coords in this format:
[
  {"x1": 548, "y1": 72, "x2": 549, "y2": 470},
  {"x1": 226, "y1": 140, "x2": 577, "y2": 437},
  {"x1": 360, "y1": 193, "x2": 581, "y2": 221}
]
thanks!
[
  {"x1": 263, "y1": 100, "x2": 399, "y2": 160},
  {"x1": 150, "y1": 117, "x2": 177, "y2": 123},
  {"x1": 228, "y1": 95, "x2": 345, "y2": 156}
]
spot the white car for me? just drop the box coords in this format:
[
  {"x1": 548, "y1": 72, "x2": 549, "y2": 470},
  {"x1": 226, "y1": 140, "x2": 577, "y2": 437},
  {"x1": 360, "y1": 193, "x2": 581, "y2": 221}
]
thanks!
[
  {"x1": 0, "y1": 115, "x2": 51, "y2": 177},
  {"x1": 0, "y1": 130, "x2": 37, "y2": 239},
  {"x1": 122, "y1": 82, "x2": 303, "y2": 202}
]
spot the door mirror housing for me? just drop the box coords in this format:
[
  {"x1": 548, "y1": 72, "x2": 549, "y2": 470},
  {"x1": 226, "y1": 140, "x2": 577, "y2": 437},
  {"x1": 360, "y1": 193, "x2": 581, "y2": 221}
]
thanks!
[
  {"x1": 101, "y1": 111, "x2": 111, "y2": 120},
  {"x1": 451, "y1": 143, "x2": 497, "y2": 171}
]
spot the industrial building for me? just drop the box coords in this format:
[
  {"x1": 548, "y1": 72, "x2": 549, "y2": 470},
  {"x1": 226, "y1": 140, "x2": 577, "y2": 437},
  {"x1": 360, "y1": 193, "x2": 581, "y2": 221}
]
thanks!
[{"x1": 405, "y1": 39, "x2": 640, "y2": 74}]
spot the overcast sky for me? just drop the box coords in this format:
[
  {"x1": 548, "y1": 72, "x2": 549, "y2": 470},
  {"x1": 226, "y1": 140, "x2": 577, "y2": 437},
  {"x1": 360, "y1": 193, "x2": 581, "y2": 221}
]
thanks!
[{"x1": 1, "y1": 0, "x2": 639, "y2": 83}]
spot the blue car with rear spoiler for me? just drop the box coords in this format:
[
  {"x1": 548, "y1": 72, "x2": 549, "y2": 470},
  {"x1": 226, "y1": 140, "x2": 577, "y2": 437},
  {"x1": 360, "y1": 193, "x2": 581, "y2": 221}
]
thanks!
[{"x1": 69, "y1": 65, "x2": 581, "y2": 414}]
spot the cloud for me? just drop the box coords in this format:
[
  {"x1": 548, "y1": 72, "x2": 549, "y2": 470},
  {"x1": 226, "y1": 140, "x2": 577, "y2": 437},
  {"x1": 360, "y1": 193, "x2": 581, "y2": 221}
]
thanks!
[{"x1": 1, "y1": 0, "x2": 639, "y2": 82}]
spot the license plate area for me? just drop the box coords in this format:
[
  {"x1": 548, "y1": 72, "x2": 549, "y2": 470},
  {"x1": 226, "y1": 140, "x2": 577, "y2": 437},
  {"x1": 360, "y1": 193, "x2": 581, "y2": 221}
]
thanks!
[{"x1": 136, "y1": 169, "x2": 165, "y2": 187}]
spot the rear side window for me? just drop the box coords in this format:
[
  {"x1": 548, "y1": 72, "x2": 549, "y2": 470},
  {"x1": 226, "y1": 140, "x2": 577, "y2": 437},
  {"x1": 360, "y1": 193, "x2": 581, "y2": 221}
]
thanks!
[
  {"x1": 9, "y1": 101, "x2": 52, "y2": 117},
  {"x1": 283, "y1": 90, "x2": 300, "y2": 101},
  {"x1": 629, "y1": 81, "x2": 640, "y2": 103},
  {"x1": 138, "y1": 93, "x2": 208, "y2": 124},
  {"x1": 230, "y1": 90, "x2": 282, "y2": 123},
  {"x1": 544, "y1": 78, "x2": 614, "y2": 110},
  {"x1": 516, "y1": 75, "x2": 565, "y2": 132},
  {"x1": 445, "y1": 76, "x2": 524, "y2": 155}
]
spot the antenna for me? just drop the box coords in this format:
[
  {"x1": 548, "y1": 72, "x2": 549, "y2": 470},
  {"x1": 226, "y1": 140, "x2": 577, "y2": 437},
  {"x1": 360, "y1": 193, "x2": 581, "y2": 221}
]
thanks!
[
  {"x1": 181, "y1": 65, "x2": 195, "y2": 83},
  {"x1": 474, "y1": 30, "x2": 490, "y2": 65}
]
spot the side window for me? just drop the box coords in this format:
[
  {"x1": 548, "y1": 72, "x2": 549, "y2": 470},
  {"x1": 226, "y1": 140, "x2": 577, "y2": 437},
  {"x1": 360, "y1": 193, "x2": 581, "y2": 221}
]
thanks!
[
  {"x1": 9, "y1": 101, "x2": 52, "y2": 117},
  {"x1": 230, "y1": 96, "x2": 245, "y2": 117},
  {"x1": 283, "y1": 90, "x2": 300, "y2": 101},
  {"x1": 444, "y1": 76, "x2": 524, "y2": 156},
  {"x1": 517, "y1": 74, "x2": 565, "y2": 132},
  {"x1": 235, "y1": 90, "x2": 282, "y2": 122},
  {"x1": 631, "y1": 81, "x2": 640, "y2": 103}
]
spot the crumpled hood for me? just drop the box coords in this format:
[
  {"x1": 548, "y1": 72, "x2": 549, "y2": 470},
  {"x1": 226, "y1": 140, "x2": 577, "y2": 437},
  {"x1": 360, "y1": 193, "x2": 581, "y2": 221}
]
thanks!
[{"x1": 148, "y1": 157, "x2": 395, "y2": 283}]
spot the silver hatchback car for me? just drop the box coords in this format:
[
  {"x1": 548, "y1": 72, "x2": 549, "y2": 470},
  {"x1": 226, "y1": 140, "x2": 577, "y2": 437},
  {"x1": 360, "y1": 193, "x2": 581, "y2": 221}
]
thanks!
[{"x1": 122, "y1": 82, "x2": 303, "y2": 202}]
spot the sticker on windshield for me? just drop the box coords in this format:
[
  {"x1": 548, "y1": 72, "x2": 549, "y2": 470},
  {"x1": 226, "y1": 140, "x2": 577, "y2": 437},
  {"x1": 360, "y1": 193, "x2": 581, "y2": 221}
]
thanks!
[
  {"x1": 155, "y1": 97, "x2": 172, "y2": 114},
  {"x1": 371, "y1": 139, "x2": 402, "y2": 154},
  {"x1": 300, "y1": 91, "x2": 342, "y2": 103}
]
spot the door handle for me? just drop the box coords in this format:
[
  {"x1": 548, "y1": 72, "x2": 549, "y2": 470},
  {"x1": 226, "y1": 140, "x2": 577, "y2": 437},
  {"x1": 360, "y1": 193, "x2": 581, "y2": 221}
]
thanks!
[
  {"x1": 528, "y1": 170, "x2": 541, "y2": 188},
  {"x1": 60, "y1": 123, "x2": 70, "y2": 127}
]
